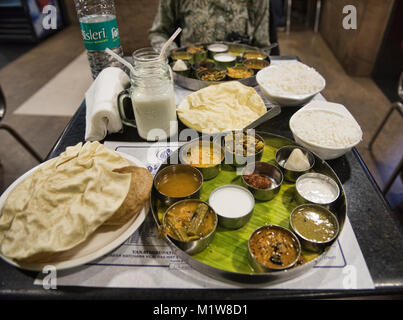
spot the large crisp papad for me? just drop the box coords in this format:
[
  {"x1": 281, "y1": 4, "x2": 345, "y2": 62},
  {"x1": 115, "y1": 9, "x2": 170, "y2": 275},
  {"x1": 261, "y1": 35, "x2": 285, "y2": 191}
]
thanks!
[
  {"x1": 177, "y1": 81, "x2": 266, "y2": 133},
  {"x1": 0, "y1": 141, "x2": 132, "y2": 261}
]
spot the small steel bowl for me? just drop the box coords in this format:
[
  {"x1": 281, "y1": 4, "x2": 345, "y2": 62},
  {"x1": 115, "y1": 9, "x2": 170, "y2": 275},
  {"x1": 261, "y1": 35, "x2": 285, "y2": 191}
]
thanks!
[
  {"x1": 162, "y1": 199, "x2": 218, "y2": 255},
  {"x1": 154, "y1": 164, "x2": 203, "y2": 207},
  {"x1": 275, "y1": 146, "x2": 315, "y2": 183},
  {"x1": 248, "y1": 225, "x2": 301, "y2": 272},
  {"x1": 171, "y1": 50, "x2": 193, "y2": 63},
  {"x1": 289, "y1": 204, "x2": 340, "y2": 253},
  {"x1": 170, "y1": 60, "x2": 191, "y2": 77},
  {"x1": 213, "y1": 53, "x2": 237, "y2": 68},
  {"x1": 179, "y1": 139, "x2": 224, "y2": 180},
  {"x1": 220, "y1": 131, "x2": 265, "y2": 167},
  {"x1": 207, "y1": 43, "x2": 229, "y2": 58},
  {"x1": 209, "y1": 185, "x2": 255, "y2": 229},
  {"x1": 197, "y1": 68, "x2": 227, "y2": 82},
  {"x1": 295, "y1": 172, "x2": 340, "y2": 209},
  {"x1": 243, "y1": 50, "x2": 267, "y2": 60},
  {"x1": 241, "y1": 162, "x2": 283, "y2": 201},
  {"x1": 243, "y1": 58, "x2": 270, "y2": 71}
]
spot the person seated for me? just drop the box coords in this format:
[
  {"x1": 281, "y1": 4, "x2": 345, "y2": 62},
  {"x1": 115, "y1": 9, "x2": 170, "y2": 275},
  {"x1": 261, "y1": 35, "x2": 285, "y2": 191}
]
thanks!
[{"x1": 149, "y1": 0, "x2": 273, "y2": 52}]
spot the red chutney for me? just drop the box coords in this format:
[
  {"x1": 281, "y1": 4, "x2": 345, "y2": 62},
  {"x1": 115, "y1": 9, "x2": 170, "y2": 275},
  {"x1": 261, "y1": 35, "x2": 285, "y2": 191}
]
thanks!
[
  {"x1": 243, "y1": 173, "x2": 271, "y2": 189},
  {"x1": 249, "y1": 227, "x2": 299, "y2": 269}
]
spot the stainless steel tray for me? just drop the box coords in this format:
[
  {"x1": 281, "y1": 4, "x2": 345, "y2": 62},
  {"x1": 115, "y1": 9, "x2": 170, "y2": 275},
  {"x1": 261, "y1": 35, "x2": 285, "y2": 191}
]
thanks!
[
  {"x1": 150, "y1": 132, "x2": 347, "y2": 285},
  {"x1": 170, "y1": 42, "x2": 268, "y2": 91}
]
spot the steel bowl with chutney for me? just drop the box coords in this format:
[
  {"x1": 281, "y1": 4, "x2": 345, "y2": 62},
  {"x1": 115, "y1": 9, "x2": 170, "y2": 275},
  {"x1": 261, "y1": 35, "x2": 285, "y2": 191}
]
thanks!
[
  {"x1": 162, "y1": 199, "x2": 218, "y2": 255},
  {"x1": 295, "y1": 172, "x2": 340, "y2": 208},
  {"x1": 179, "y1": 139, "x2": 224, "y2": 180},
  {"x1": 241, "y1": 162, "x2": 283, "y2": 201},
  {"x1": 289, "y1": 204, "x2": 340, "y2": 253},
  {"x1": 248, "y1": 225, "x2": 301, "y2": 272},
  {"x1": 275, "y1": 145, "x2": 315, "y2": 183},
  {"x1": 154, "y1": 164, "x2": 203, "y2": 207}
]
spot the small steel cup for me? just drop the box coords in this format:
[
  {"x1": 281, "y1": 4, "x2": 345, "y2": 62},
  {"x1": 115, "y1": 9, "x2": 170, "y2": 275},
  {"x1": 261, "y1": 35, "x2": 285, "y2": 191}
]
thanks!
[
  {"x1": 209, "y1": 185, "x2": 255, "y2": 229},
  {"x1": 241, "y1": 162, "x2": 283, "y2": 201},
  {"x1": 220, "y1": 131, "x2": 265, "y2": 167},
  {"x1": 154, "y1": 164, "x2": 203, "y2": 207},
  {"x1": 275, "y1": 146, "x2": 315, "y2": 183},
  {"x1": 213, "y1": 53, "x2": 237, "y2": 68},
  {"x1": 289, "y1": 204, "x2": 340, "y2": 253},
  {"x1": 162, "y1": 199, "x2": 218, "y2": 255},
  {"x1": 248, "y1": 225, "x2": 301, "y2": 272},
  {"x1": 295, "y1": 172, "x2": 340, "y2": 209},
  {"x1": 179, "y1": 139, "x2": 224, "y2": 181}
]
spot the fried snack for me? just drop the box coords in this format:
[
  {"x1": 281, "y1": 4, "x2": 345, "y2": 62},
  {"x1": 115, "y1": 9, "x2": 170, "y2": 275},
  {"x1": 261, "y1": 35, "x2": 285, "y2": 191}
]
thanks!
[
  {"x1": 0, "y1": 142, "x2": 139, "y2": 262},
  {"x1": 177, "y1": 81, "x2": 266, "y2": 133},
  {"x1": 104, "y1": 166, "x2": 153, "y2": 226}
]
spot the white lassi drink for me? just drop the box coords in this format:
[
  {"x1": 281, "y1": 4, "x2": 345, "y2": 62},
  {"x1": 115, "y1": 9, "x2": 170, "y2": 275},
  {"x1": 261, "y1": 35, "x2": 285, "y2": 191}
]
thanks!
[{"x1": 131, "y1": 86, "x2": 177, "y2": 141}]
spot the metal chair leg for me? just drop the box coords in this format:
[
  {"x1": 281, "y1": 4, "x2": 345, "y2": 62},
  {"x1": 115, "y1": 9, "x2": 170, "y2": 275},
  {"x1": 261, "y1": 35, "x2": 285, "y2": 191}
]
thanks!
[
  {"x1": 314, "y1": 0, "x2": 322, "y2": 33},
  {"x1": 369, "y1": 102, "x2": 403, "y2": 151},
  {"x1": 383, "y1": 157, "x2": 403, "y2": 195},
  {"x1": 286, "y1": 0, "x2": 292, "y2": 34},
  {"x1": 0, "y1": 124, "x2": 43, "y2": 163}
]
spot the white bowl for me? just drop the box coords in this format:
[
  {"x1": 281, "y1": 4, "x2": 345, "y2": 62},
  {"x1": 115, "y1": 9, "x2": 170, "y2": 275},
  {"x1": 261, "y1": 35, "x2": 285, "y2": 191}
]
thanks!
[
  {"x1": 289, "y1": 101, "x2": 362, "y2": 160},
  {"x1": 256, "y1": 63, "x2": 326, "y2": 106}
]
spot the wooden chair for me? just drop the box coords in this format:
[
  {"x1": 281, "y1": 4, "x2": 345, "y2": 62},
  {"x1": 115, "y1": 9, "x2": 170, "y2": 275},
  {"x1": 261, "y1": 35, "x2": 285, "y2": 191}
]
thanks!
[
  {"x1": 369, "y1": 72, "x2": 403, "y2": 195},
  {"x1": 0, "y1": 85, "x2": 43, "y2": 163}
]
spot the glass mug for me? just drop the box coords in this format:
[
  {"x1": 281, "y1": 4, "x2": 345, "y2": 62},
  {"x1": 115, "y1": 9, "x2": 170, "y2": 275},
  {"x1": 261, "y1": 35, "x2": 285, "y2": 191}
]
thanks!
[{"x1": 117, "y1": 48, "x2": 178, "y2": 141}]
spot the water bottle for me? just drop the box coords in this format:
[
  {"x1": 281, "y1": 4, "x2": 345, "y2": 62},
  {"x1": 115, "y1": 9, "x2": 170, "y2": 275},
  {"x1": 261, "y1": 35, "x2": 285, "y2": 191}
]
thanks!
[{"x1": 74, "y1": 0, "x2": 124, "y2": 78}]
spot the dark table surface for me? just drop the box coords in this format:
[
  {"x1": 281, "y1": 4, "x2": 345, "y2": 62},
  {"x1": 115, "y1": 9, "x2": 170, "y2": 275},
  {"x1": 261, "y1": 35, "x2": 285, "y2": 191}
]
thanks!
[{"x1": 1, "y1": 65, "x2": 403, "y2": 300}]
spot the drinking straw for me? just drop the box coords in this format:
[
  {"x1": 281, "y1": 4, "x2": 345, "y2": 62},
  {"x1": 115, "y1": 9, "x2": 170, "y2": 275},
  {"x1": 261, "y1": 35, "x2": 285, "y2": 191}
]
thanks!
[
  {"x1": 159, "y1": 27, "x2": 182, "y2": 59},
  {"x1": 105, "y1": 48, "x2": 136, "y2": 75}
]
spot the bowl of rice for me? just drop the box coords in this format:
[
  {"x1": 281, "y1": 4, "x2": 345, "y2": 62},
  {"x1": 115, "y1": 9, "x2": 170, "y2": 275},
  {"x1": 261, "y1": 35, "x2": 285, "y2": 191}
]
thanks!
[
  {"x1": 289, "y1": 101, "x2": 363, "y2": 160},
  {"x1": 256, "y1": 61, "x2": 326, "y2": 106}
]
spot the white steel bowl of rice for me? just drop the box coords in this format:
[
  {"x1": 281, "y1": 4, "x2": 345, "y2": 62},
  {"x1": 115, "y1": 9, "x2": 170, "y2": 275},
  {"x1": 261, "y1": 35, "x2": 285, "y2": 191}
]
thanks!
[
  {"x1": 256, "y1": 61, "x2": 326, "y2": 106},
  {"x1": 289, "y1": 101, "x2": 363, "y2": 160}
]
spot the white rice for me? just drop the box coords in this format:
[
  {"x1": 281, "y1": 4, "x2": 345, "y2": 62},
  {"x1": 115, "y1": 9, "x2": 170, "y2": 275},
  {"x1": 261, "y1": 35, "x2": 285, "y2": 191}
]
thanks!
[
  {"x1": 259, "y1": 62, "x2": 324, "y2": 96},
  {"x1": 290, "y1": 109, "x2": 362, "y2": 148}
]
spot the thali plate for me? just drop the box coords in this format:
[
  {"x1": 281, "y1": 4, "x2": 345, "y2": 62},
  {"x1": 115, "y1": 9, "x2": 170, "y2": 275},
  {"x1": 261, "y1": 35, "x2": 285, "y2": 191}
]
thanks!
[
  {"x1": 171, "y1": 42, "x2": 269, "y2": 91},
  {"x1": 150, "y1": 132, "x2": 347, "y2": 284},
  {"x1": 0, "y1": 152, "x2": 149, "y2": 271}
]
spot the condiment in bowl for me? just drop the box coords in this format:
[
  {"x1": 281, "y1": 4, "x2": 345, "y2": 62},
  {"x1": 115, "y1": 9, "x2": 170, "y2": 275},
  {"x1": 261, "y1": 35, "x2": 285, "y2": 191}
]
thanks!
[
  {"x1": 179, "y1": 139, "x2": 224, "y2": 180},
  {"x1": 295, "y1": 172, "x2": 340, "y2": 208},
  {"x1": 162, "y1": 199, "x2": 218, "y2": 255},
  {"x1": 241, "y1": 162, "x2": 283, "y2": 201},
  {"x1": 222, "y1": 130, "x2": 265, "y2": 167},
  {"x1": 226, "y1": 65, "x2": 254, "y2": 79},
  {"x1": 213, "y1": 53, "x2": 237, "y2": 68},
  {"x1": 243, "y1": 58, "x2": 270, "y2": 71},
  {"x1": 154, "y1": 164, "x2": 203, "y2": 207},
  {"x1": 243, "y1": 50, "x2": 267, "y2": 60},
  {"x1": 290, "y1": 204, "x2": 339, "y2": 252},
  {"x1": 248, "y1": 225, "x2": 301, "y2": 272},
  {"x1": 209, "y1": 185, "x2": 255, "y2": 229},
  {"x1": 207, "y1": 43, "x2": 229, "y2": 58}
]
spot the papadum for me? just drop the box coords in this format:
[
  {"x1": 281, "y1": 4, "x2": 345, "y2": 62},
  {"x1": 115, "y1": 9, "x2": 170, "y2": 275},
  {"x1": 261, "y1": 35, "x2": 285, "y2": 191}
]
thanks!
[
  {"x1": 177, "y1": 81, "x2": 266, "y2": 133},
  {"x1": 0, "y1": 141, "x2": 152, "y2": 262}
]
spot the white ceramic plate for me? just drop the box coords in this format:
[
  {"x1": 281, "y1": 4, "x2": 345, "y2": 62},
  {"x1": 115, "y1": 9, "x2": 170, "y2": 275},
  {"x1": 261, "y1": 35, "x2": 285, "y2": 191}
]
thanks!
[{"x1": 0, "y1": 152, "x2": 149, "y2": 271}]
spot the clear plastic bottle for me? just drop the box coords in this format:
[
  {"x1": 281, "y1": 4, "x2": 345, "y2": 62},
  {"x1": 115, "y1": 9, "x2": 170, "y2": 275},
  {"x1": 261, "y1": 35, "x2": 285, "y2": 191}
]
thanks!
[{"x1": 74, "y1": 0, "x2": 124, "y2": 78}]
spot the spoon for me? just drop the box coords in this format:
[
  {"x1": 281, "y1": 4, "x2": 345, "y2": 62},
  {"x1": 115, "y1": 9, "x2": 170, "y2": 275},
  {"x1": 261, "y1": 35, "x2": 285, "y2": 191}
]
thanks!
[{"x1": 243, "y1": 104, "x2": 281, "y2": 130}]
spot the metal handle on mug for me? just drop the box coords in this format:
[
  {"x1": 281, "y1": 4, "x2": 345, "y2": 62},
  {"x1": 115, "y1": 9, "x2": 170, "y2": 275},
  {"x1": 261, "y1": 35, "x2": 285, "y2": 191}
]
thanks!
[{"x1": 117, "y1": 89, "x2": 137, "y2": 128}]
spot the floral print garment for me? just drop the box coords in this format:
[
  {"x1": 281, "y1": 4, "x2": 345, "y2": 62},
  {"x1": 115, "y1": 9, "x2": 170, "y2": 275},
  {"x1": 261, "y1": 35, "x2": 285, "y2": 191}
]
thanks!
[{"x1": 149, "y1": 0, "x2": 271, "y2": 51}]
